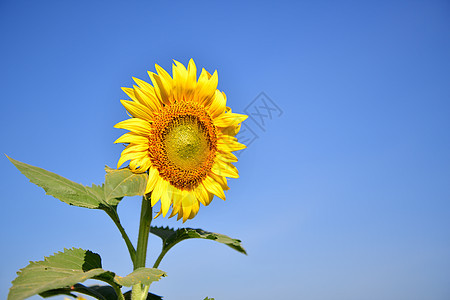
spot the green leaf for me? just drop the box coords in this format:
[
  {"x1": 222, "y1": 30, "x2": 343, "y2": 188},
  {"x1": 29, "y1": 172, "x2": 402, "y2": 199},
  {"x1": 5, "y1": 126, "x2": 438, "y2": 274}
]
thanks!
[
  {"x1": 7, "y1": 156, "x2": 106, "y2": 209},
  {"x1": 115, "y1": 268, "x2": 166, "y2": 287},
  {"x1": 203, "y1": 298, "x2": 215, "y2": 300},
  {"x1": 75, "y1": 285, "x2": 118, "y2": 300},
  {"x1": 8, "y1": 248, "x2": 167, "y2": 300},
  {"x1": 7, "y1": 157, "x2": 149, "y2": 210},
  {"x1": 150, "y1": 226, "x2": 247, "y2": 255},
  {"x1": 8, "y1": 248, "x2": 112, "y2": 300},
  {"x1": 39, "y1": 288, "x2": 75, "y2": 299},
  {"x1": 40, "y1": 284, "x2": 118, "y2": 300},
  {"x1": 104, "y1": 166, "x2": 148, "y2": 206}
]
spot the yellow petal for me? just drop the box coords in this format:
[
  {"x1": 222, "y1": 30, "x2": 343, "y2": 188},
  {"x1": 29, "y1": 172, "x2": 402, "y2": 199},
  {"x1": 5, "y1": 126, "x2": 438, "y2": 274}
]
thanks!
[
  {"x1": 145, "y1": 166, "x2": 159, "y2": 194},
  {"x1": 172, "y1": 60, "x2": 187, "y2": 100},
  {"x1": 151, "y1": 178, "x2": 164, "y2": 206},
  {"x1": 114, "y1": 118, "x2": 152, "y2": 135},
  {"x1": 169, "y1": 191, "x2": 182, "y2": 218},
  {"x1": 220, "y1": 123, "x2": 241, "y2": 137},
  {"x1": 132, "y1": 77, "x2": 155, "y2": 96},
  {"x1": 121, "y1": 143, "x2": 148, "y2": 155},
  {"x1": 202, "y1": 176, "x2": 225, "y2": 200},
  {"x1": 149, "y1": 72, "x2": 172, "y2": 105},
  {"x1": 197, "y1": 70, "x2": 218, "y2": 107},
  {"x1": 129, "y1": 157, "x2": 150, "y2": 173},
  {"x1": 171, "y1": 59, "x2": 197, "y2": 99},
  {"x1": 205, "y1": 191, "x2": 214, "y2": 205},
  {"x1": 133, "y1": 77, "x2": 162, "y2": 108},
  {"x1": 217, "y1": 138, "x2": 246, "y2": 152},
  {"x1": 181, "y1": 191, "x2": 196, "y2": 222},
  {"x1": 133, "y1": 86, "x2": 161, "y2": 112},
  {"x1": 168, "y1": 209, "x2": 177, "y2": 219},
  {"x1": 216, "y1": 151, "x2": 238, "y2": 163},
  {"x1": 155, "y1": 64, "x2": 173, "y2": 100},
  {"x1": 173, "y1": 60, "x2": 188, "y2": 78},
  {"x1": 114, "y1": 132, "x2": 149, "y2": 144},
  {"x1": 172, "y1": 194, "x2": 184, "y2": 221},
  {"x1": 154, "y1": 209, "x2": 162, "y2": 219},
  {"x1": 155, "y1": 64, "x2": 173, "y2": 87},
  {"x1": 188, "y1": 200, "x2": 200, "y2": 220},
  {"x1": 117, "y1": 151, "x2": 146, "y2": 168},
  {"x1": 185, "y1": 58, "x2": 197, "y2": 97},
  {"x1": 198, "y1": 68, "x2": 212, "y2": 85},
  {"x1": 218, "y1": 133, "x2": 238, "y2": 142},
  {"x1": 209, "y1": 172, "x2": 230, "y2": 191},
  {"x1": 211, "y1": 160, "x2": 239, "y2": 178},
  {"x1": 209, "y1": 90, "x2": 227, "y2": 118},
  {"x1": 214, "y1": 112, "x2": 248, "y2": 127},
  {"x1": 194, "y1": 184, "x2": 209, "y2": 206},
  {"x1": 160, "y1": 182, "x2": 173, "y2": 217},
  {"x1": 121, "y1": 87, "x2": 138, "y2": 101}
]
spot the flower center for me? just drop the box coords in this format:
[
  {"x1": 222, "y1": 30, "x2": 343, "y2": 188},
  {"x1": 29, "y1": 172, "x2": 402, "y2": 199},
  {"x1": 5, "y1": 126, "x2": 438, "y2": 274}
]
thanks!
[
  {"x1": 164, "y1": 118, "x2": 210, "y2": 171},
  {"x1": 148, "y1": 101, "x2": 217, "y2": 190}
]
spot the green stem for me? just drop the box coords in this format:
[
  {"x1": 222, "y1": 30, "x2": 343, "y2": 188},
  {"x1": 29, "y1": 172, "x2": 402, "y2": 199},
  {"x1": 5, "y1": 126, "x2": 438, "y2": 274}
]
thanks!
[
  {"x1": 97, "y1": 278, "x2": 125, "y2": 300},
  {"x1": 141, "y1": 284, "x2": 151, "y2": 300},
  {"x1": 105, "y1": 207, "x2": 136, "y2": 265},
  {"x1": 132, "y1": 195, "x2": 153, "y2": 300},
  {"x1": 152, "y1": 246, "x2": 172, "y2": 269},
  {"x1": 134, "y1": 196, "x2": 153, "y2": 269}
]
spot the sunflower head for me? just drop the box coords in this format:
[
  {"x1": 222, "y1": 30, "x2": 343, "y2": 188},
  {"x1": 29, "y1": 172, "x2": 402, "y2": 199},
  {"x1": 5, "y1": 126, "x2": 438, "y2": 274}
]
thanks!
[{"x1": 114, "y1": 59, "x2": 247, "y2": 222}]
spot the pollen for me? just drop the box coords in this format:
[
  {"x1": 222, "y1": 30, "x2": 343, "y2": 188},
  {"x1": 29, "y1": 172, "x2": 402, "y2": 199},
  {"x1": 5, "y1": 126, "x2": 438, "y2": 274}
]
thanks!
[{"x1": 148, "y1": 100, "x2": 217, "y2": 191}]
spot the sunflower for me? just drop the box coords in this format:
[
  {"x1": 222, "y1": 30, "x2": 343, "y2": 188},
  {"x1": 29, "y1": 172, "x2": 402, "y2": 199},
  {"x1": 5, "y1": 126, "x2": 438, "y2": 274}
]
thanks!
[{"x1": 114, "y1": 59, "x2": 247, "y2": 222}]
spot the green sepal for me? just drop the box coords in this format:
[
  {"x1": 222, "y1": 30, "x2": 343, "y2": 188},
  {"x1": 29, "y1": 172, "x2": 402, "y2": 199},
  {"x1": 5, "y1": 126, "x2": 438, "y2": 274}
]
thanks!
[
  {"x1": 150, "y1": 226, "x2": 247, "y2": 255},
  {"x1": 123, "y1": 291, "x2": 163, "y2": 300},
  {"x1": 115, "y1": 268, "x2": 166, "y2": 287},
  {"x1": 104, "y1": 166, "x2": 148, "y2": 206}
]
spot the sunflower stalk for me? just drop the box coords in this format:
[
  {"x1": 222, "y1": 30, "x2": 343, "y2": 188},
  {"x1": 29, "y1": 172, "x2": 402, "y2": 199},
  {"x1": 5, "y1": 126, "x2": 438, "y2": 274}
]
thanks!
[
  {"x1": 153, "y1": 246, "x2": 171, "y2": 269},
  {"x1": 105, "y1": 207, "x2": 136, "y2": 265},
  {"x1": 132, "y1": 195, "x2": 153, "y2": 300}
]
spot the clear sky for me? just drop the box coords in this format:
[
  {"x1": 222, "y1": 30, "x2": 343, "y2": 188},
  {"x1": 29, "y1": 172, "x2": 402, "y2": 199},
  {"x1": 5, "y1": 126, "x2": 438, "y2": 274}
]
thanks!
[{"x1": 1, "y1": 1, "x2": 450, "y2": 299}]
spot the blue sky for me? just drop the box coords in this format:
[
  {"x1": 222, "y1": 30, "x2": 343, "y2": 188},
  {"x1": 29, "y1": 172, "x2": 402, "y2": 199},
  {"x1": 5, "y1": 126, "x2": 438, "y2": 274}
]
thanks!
[{"x1": 1, "y1": 1, "x2": 450, "y2": 299}]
